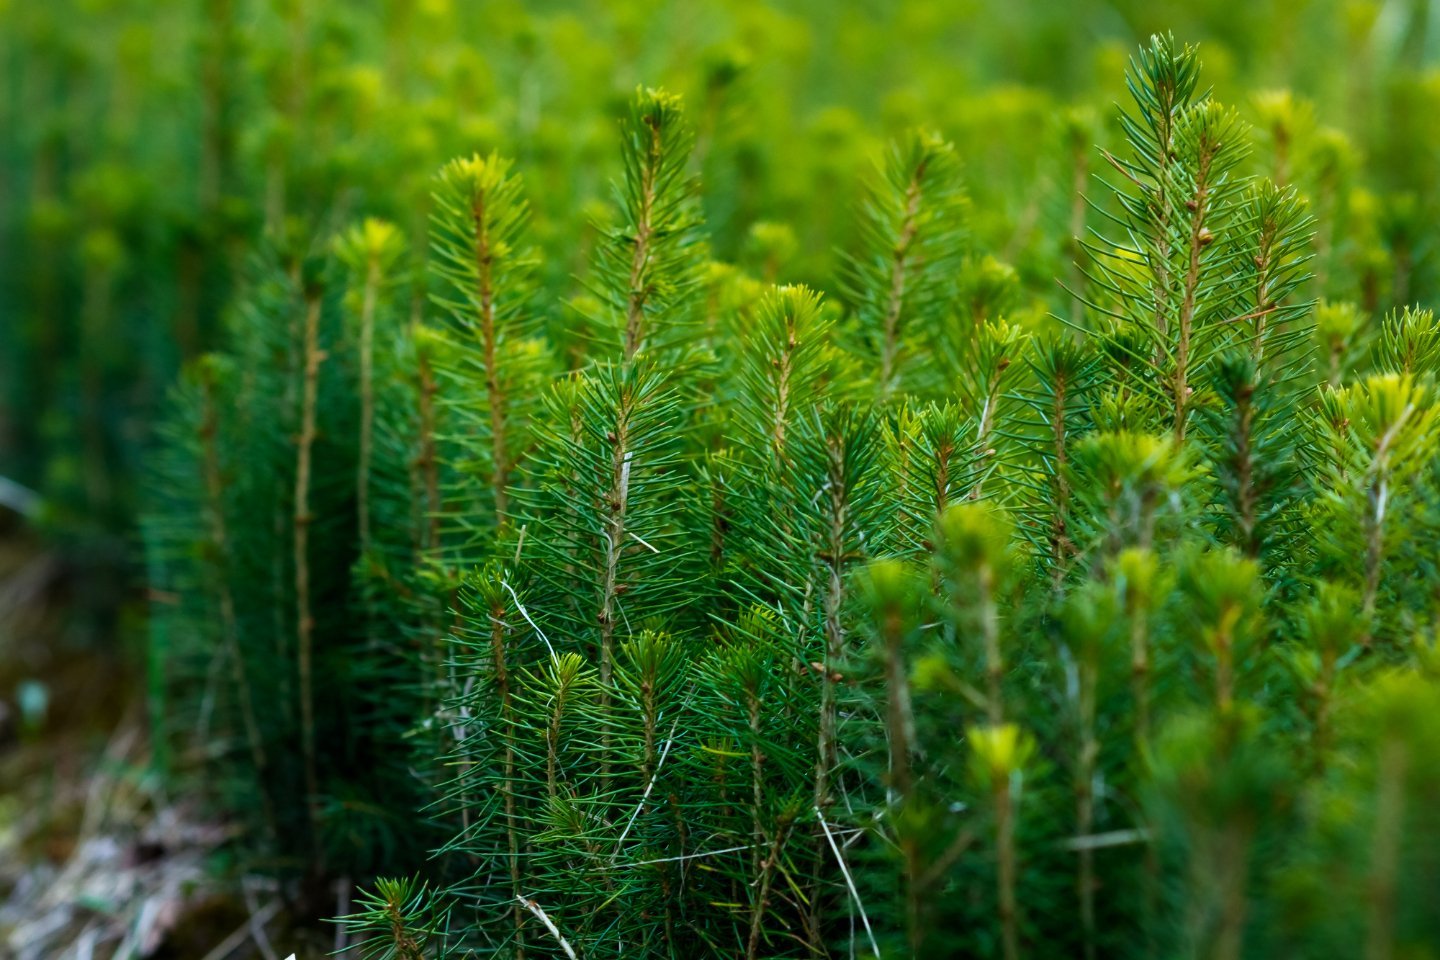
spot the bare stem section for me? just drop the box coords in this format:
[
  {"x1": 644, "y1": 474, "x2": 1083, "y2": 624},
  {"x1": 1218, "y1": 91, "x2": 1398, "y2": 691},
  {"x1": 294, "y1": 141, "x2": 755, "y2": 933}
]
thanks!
[{"x1": 294, "y1": 290, "x2": 324, "y2": 843}]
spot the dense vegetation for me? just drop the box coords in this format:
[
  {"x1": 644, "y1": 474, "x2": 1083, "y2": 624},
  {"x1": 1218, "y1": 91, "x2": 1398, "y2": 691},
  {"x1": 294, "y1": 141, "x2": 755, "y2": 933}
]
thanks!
[{"x1": 5, "y1": 2, "x2": 1440, "y2": 959}]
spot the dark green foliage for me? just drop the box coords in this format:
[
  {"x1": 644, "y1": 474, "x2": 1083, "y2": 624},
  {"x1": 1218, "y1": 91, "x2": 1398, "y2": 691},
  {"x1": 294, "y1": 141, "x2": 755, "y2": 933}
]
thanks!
[
  {"x1": 429, "y1": 152, "x2": 546, "y2": 553},
  {"x1": 103, "y1": 21, "x2": 1440, "y2": 960},
  {"x1": 840, "y1": 130, "x2": 969, "y2": 400},
  {"x1": 583, "y1": 88, "x2": 706, "y2": 364},
  {"x1": 337, "y1": 877, "x2": 455, "y2": 960},
  {"x1": 144, "y1": 239, "x2": 444, "y2": 884}
]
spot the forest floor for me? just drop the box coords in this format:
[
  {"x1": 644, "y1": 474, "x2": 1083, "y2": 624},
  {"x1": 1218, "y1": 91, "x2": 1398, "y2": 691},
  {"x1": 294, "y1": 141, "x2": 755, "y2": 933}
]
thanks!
[{"x1": 0, "y1": 525, "x2": 323, "y2": 960}]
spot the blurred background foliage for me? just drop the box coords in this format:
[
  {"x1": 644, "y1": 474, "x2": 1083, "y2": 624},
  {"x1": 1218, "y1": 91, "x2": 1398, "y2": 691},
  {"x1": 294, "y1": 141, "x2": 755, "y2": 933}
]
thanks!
[{"x1": 1, "y1": 0, "x2": 1437, "y2": 553}]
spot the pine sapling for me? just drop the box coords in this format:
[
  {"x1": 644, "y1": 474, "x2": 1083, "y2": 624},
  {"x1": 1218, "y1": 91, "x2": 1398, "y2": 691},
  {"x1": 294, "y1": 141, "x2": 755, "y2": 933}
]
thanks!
[
  {"x1": 968, "y1": 724, "x2": 1036, "y2": 960},
  {"x1": 431, "y1": 152, "x2": 541, "y2": 536},
  {"x1": 1292, "y1": 581, "x2": 1365, "y2": 771},
  {"x1": 293, "y1": 273, "x2": 325, "y2": 847},
  {"x1": 1179, "y1": 548, "x2": 1263, "y2": 713},
  {"x1": 1022, "y1": 335, "x2": 1097, "y2": 583},
  {"x1": 195, "y1": 357, "x2": 274, "y2": 839},
  {"x1": 1113, "y1": 547, "x2": 1164, "y2": 757},
  {"x1": 860, "y1": 558, "x2": 928, "y2": 952},
  {"x1": 336, "y1": 218, "x2": 406, "y2": 558},
  {"x1": 1057, "y1": 579, "x2": 1121, "y2": 960},
  {"x1": 586, "y1": 88, "x2": 703, "y2": 364},
  {"x1": 840, "y1": 130, "x2": 966, "y2": 399},
  {"x1": 934, "y1": 502, "x2": 1015, "y2": 725},
  {"x1": 339, "y1": 877, "x2": 452, "y2": 960}
]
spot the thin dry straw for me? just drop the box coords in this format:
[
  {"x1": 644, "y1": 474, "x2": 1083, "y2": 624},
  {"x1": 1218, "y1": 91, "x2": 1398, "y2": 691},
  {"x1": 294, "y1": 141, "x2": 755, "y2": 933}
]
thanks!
[
  {"x1": 500, "y1": 577, "x2": 556, "y2": 658},
  {"x1": 816, "y1": 806, "x2": 881, "y2": 958},
  {"x1": 517, "y1": 896, "x2": 579, "y2": 960}
]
